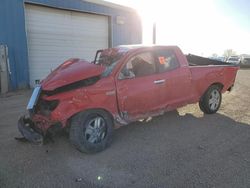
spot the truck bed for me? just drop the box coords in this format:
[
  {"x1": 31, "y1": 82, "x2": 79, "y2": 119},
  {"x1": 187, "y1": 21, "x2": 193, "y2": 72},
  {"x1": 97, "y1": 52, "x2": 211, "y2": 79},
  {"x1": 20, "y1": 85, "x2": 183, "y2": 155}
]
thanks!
[
  {"x1": 188, "y1": 63, "x2": 238, "y2": 99},
  {"x1": 186, "y1": 54, "x2": 232, "y2": 66}
]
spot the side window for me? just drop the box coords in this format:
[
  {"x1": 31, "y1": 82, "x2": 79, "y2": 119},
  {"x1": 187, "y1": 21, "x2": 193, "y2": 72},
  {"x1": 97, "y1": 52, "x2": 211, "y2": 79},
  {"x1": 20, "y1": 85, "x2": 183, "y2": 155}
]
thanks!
[
  {"x1": 154, "y1": 50, "x2": 179, "y2": 73},
  {"x1": 119, "y1": 52, "x2": 156, "y2": 79}
]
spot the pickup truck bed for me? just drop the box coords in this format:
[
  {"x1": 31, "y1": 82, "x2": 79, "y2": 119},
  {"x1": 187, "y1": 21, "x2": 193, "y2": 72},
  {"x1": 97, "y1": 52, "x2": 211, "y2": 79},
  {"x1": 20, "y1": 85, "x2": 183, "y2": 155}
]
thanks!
[
  {"x1": 190, "y1": 65, "x2": 237, "y2": 99},
  {"x1": 187, "y1": 54, "x2": 232, "y2": 66},
  {"x1": 182, "y1": 54, "x2": 238, "y2": 104}
]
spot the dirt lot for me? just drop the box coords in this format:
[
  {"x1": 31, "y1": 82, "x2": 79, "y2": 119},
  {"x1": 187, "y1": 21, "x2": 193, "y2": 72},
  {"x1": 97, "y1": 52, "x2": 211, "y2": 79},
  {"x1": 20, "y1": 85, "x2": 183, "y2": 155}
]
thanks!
[{"x1": 0, "y1": 69, "x2": 250, "y2": 188}]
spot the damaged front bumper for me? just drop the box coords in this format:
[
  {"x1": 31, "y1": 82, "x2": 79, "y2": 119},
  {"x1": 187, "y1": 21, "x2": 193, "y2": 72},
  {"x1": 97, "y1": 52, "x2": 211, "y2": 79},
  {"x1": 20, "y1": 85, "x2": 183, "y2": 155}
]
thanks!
[{"x1": 17, "y1": 116, "x2": 43, "y2": 144}]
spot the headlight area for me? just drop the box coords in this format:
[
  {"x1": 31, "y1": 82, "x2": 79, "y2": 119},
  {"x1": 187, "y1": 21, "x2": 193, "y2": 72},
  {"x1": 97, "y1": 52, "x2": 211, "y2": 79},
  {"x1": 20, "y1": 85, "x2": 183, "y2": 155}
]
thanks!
[{"x1": 35, "y1": 99, "x2": 59, "y2": 116}]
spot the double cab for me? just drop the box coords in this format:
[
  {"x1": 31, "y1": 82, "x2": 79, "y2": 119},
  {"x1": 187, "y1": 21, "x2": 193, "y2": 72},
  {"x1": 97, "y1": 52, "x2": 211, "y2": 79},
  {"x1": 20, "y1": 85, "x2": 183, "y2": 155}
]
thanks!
[{"x1": 17, "y1": 45, "x2": 239, "y2": 153}]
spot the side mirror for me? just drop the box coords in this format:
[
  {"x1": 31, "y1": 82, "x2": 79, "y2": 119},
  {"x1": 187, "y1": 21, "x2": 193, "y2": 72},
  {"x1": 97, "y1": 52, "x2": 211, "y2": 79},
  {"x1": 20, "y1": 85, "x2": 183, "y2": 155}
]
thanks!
[
  {"x1": 122, "y1": 68, "x2": 131, "y2": 77},
  {"x1": 119, "y1": 68, "x2": 135, "y2": 79}
]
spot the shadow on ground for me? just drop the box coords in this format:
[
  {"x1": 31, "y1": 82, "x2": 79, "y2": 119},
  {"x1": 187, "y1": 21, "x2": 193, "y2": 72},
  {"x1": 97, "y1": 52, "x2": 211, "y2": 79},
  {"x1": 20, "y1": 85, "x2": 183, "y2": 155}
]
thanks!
[{"x1": 1, "y1": 109, "x2": 250, "y2": 188}]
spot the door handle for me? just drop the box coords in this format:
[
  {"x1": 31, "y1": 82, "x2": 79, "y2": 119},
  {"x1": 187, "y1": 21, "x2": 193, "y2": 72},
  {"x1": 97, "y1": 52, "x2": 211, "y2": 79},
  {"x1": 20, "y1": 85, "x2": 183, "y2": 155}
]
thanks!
[{"x1": 154, "y1": 79, "x2": 165, "y2": 84}]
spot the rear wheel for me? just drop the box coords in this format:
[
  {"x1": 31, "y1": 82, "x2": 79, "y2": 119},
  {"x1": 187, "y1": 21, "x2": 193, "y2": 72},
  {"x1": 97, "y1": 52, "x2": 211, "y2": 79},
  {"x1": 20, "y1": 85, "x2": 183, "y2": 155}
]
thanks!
[
  {"x1": 199, "y1": 85, "x2": 222, "y2": 114},
  {"x1": 69, "y1": 110, "x2": 113, "y2": 153}
]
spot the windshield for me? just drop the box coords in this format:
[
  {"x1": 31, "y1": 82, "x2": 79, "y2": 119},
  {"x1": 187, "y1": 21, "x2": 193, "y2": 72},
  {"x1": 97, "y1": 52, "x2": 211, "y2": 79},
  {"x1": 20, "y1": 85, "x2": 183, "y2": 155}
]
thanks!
[{"x1": 94, "y1": 48, "x2": 127, "y2": 76}]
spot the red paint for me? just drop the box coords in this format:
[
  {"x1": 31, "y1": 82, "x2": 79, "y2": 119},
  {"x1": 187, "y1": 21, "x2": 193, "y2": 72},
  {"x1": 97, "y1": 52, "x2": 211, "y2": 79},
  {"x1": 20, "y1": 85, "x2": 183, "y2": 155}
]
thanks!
[
  {"x1": 32, "y1": 46, "x2": 238, "y2": 133},
  {"x1": 41, "y1": 58, "x2": 105, "y2": 90}
]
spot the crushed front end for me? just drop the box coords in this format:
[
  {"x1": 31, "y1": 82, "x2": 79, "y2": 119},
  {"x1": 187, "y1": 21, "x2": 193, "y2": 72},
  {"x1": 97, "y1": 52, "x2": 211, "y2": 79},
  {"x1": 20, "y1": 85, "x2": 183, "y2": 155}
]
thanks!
[
  {"x1": 16, "y1": 57, "x2": 115, "y2": 144},
  {"x1": 17, "y1": 85, "x2": 62, "y2": 144},
  {"x1": 17, "y1": 115, "x2": 44, "y2": 144}
]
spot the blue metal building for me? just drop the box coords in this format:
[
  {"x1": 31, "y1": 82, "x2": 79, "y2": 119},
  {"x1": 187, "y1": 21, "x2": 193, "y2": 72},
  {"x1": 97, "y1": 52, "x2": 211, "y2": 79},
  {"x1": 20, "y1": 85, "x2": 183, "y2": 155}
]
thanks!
[{"x1": 0, "y1": 0, "x2": 142, "y2": 90}]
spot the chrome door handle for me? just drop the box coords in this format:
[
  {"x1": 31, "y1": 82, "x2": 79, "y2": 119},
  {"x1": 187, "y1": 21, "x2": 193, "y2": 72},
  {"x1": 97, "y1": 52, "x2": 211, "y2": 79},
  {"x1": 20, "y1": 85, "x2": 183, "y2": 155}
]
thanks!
[{"x1": 154, "y1": 79, "x2": 165, "y2": 84}]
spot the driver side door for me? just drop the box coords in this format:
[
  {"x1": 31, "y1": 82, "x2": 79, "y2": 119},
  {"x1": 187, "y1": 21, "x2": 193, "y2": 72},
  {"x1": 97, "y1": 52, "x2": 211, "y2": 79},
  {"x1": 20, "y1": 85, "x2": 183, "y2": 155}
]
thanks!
[{"x1": 116, "y1": 51, "x2": 163, "y2": 121}]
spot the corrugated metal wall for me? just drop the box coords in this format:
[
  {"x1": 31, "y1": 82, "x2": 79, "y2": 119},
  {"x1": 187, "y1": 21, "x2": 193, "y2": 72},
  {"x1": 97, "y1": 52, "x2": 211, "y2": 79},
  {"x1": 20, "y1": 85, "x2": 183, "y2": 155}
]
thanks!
[
  {"x1": 0, "y1": 0, "x2": 142, "y2": 90},
  {"x1": 0, "y1": 0, "x2": 30, "y2": 89}
]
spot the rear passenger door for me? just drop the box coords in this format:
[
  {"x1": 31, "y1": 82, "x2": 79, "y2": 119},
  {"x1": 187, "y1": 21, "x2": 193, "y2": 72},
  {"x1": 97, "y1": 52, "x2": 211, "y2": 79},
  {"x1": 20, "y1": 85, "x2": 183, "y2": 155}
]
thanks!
[{"x1": 153, "y1": 49, "x2": 192, "y2": 109}]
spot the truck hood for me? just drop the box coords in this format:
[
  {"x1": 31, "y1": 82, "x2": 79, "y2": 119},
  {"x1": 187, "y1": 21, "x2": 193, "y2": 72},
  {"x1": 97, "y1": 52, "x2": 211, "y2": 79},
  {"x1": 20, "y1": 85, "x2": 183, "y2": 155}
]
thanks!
[{"x1": 41, "y1": 58, "x2": 105, "y2": 91}]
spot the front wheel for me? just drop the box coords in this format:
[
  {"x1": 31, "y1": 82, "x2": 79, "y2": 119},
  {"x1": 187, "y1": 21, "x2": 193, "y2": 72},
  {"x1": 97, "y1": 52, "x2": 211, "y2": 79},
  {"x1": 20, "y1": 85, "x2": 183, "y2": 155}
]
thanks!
[
  {"x1": 199, "y1": 85, "x2": 222, "y2": 114},
  {"x1": 69, "y1": 110, "x2": 114, "y2": 153}
]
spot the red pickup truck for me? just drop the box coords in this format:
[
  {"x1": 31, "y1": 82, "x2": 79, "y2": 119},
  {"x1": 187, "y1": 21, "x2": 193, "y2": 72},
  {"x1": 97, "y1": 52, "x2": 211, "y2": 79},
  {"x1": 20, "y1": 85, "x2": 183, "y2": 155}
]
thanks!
[{"x1": 17, "y1": 45, "x2": 239, "y2": 153}]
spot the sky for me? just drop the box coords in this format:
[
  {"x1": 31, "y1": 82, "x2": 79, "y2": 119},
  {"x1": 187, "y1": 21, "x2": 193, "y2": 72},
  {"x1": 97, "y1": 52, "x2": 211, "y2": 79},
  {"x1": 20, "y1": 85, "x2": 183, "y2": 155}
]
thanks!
[{"x1": 105, "y1": 0, "x2": 250, "y2": 56}]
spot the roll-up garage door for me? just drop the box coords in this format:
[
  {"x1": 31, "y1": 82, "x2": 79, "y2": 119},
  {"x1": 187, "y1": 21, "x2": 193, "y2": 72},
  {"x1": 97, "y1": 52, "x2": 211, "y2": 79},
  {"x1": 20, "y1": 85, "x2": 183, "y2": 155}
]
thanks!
[{"x1": 25, "y1": 4, "x2": 109, "y2": 87}]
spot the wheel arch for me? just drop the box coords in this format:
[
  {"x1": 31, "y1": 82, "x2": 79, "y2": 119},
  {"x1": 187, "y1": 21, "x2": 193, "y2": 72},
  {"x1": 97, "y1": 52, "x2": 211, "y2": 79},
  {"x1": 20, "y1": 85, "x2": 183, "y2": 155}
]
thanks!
[
  {"x1": 200, "y1": 82, "x2": 224, "y2": 101},
  {"x1": 210, "y1": 82, "x2": 224, "y2": 91},
  {"x1": 68, "y1": 108, "x2": 114, "y2": 126}
]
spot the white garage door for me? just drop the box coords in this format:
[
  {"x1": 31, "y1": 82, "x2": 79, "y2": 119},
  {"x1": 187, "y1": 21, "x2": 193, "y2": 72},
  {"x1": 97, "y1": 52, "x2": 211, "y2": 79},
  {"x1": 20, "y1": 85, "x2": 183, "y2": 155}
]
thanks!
[{"x1": 25, "y1": 4, "x2": 109, "y2": 87}]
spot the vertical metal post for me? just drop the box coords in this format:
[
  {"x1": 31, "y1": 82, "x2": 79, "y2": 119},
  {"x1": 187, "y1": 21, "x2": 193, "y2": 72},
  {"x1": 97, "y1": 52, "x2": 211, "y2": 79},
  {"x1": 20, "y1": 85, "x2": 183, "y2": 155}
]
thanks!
[
  {"x1": 0, "y1": 45, "x2": 9, "y2": 93},
  {"x1": 153, "y1": 22, "x2": 156, "y2": 44}
]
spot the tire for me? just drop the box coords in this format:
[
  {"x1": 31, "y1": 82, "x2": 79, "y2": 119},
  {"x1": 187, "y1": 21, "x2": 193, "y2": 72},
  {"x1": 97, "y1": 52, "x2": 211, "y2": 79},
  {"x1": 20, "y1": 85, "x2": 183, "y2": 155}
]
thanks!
[
  {"x1": 199, "y1": 85, "x2": 222, "y2": 114},
  {"x1": 69, "y1": 109, "x2": 114, "y2": 153}
]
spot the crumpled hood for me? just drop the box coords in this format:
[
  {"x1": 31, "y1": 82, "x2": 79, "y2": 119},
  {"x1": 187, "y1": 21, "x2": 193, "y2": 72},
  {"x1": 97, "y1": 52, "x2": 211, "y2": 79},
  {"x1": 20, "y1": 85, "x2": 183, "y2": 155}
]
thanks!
[{"x1": 41, "y1": 58, "x2": 105, "y2": 91}]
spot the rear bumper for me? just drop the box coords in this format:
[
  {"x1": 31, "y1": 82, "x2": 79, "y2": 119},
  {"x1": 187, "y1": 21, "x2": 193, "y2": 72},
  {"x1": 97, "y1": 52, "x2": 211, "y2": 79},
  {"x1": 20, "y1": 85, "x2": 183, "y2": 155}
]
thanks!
[{"x1": 17, "y1": 116, "x2": 43, "y2": 144}]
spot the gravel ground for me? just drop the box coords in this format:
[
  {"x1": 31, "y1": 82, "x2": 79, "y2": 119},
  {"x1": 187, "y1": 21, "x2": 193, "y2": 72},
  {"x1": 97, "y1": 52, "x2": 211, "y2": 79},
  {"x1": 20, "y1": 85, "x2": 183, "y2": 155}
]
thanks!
[{"x1": 0, "y1": 69, "x2": 250, "y2": 188}]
